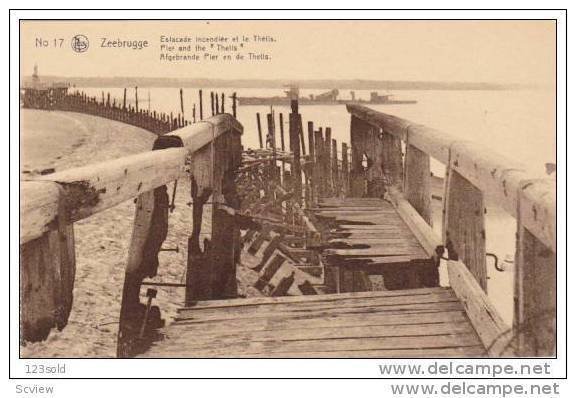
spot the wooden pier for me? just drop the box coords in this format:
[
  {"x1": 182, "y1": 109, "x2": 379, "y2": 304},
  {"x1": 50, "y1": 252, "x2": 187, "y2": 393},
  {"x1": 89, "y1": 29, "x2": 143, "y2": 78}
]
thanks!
[
  {"x1": 140, "y1": 287, "x2": 486, "y2": 358},
  {"x1": 20, "y1": 91, "x2": 556, "y2": 358}
]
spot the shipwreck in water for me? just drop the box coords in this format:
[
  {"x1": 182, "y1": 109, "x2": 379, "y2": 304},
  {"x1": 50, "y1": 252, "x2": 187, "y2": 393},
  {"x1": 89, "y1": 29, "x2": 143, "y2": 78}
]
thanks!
[{"x1": 238, "y1": 85, "x2": 417, "y2": 106}]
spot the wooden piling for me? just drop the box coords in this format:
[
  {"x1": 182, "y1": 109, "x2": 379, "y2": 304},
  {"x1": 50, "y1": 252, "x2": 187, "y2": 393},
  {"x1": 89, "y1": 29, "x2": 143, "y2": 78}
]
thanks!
[
  {"x1": 314, "y1": 129, "x2": 323, "y2": 198},
  {"x1": 331, "y1": 138, "x2": 339, "y2": 196},
  {"x1": 256, "y1": 113, "x2": 263, "y2": 149},
  {"x1": 279, "y1": 113, "x2": 286, "y2": 152},
  {"x1": 299, "y1": 122, "x2": 306, "y2": 156},
  {"x1": 135, "y1": 86, "x2": 139, "y2": 113},
  {"x1": 221, "y1": 92, "x2": 225, "y2": 114},
  {"x1": 215, "y1": 92, "x2": 220, "y2": 115},
  {"x1": 180, "y1": 88, "x2": 185, "y2": 118},
  {"x1": 232, "y1": 92, "x2": 237, "y2": 118},
  {"x1": 123, "y1": 88, "x2": 127, "y2": 109},
  {"x1": 324, "y1": 128, "x2": 332, "y2": 196},
  {"x1": 342, "y1": 142, "x2": 349, "y2": 197},
  {"x1": 289, "y1": 100, "x2": 303, "y2": 204},
  {"x1": 307, "y1": 121, "x2": 315, "y2": 204},
  {"x1": 210, "y1": 92, "x2": 215, "y2": 116},
  {"x1": 199, "y1": 89, "x2": 204, "y2": 120},
  {"x1": 266, "y1": 112, "x2": 278, "y2": 183},
  {"x1": 279, "y1": 113, "x2": 286, "y2": 179}
]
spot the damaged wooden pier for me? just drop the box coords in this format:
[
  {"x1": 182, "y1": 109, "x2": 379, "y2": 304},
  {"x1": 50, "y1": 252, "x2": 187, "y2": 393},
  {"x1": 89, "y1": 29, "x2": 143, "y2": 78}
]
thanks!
[{"x1": 20, "y1": 92, "x2": 556, "y2": 358}]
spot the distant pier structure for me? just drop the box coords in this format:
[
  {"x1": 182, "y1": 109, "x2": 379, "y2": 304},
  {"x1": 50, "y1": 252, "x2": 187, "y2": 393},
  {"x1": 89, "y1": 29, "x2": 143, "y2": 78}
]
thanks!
[{"x1": 20, "y1": 64, "x2": 70, "y2": 109}]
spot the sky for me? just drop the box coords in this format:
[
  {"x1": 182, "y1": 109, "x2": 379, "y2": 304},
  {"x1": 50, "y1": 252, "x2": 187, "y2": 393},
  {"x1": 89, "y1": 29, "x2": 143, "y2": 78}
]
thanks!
[{"x1": 20, "y1": 20, "x2": 556, "y2": 86}]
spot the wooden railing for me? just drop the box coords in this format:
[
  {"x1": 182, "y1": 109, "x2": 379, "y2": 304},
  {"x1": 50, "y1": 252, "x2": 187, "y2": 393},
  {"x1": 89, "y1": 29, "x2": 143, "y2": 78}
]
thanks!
[
  {"x1": 20, "y1": 114, "x2": 243, "y2": 349},
  {"x1": 347, "y1": 104, "x2": 556, "y2": 357}
]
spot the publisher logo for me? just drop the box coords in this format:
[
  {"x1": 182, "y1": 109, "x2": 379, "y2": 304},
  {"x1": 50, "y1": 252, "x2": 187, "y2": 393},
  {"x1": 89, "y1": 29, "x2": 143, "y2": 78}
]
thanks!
[{"x1": 71, "y1": 35, "x2": 89, "y2": 53}]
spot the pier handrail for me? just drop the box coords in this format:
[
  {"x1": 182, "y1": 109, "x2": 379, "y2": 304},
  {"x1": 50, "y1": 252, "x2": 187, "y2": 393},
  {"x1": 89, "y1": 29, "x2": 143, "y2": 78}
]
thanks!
[
  {"x1": 347, "y1": 104, "x2": 555, "y2": 251},
  {"x1": 20, "y1": 114, "x2": 242, "y2": 244},
  {"x1": 347, "y1": 104, "x2": 556, "y2": 356},
  {"x1": 20, "y1": 113, "x2": 242, "y2": 344}
]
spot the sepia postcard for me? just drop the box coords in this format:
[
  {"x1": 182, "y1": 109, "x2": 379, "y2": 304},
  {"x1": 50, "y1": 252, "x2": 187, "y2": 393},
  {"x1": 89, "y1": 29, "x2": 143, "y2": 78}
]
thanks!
[{"x1": 11, "y1": 11, "x2": 566, "y2": 386}]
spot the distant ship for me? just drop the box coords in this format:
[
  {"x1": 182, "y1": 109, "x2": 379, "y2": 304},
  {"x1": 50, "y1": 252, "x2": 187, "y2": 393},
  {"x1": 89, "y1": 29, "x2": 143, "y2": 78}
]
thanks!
[{"x1": 238, "y1": 86, "x2": 417, "y2": 106}]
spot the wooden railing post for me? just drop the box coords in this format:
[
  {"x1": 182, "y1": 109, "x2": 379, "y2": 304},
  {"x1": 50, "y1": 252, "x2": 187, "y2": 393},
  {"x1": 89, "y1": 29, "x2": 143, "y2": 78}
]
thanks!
[
  {"x1": 443, "y1": 167, "x2": 487, "y2": 292},
  {"x1": 117, "y1": 135, "x2": 180, "y2": 357},
  {"x1": 210, "y1": 132, "x2": 243, "y2": 299},
  {"x1": 404, "y1": 131, "x2": 432, "y2": 225},
  {"x1": 20, "y1": 182, "x2": 76, "y2": 343},
  {"x1": 350, "y1": 115, "x2": 371, "y2": 197},
  {"x1": 186, "y1": 142, "x2": 214, "y2": 304},
  {"x1": 514, "y1": 179, "x2": 556, "y2": 356}
]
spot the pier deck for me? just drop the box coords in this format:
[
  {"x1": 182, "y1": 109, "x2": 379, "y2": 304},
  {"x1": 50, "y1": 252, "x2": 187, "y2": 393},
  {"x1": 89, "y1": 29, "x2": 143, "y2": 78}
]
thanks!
[
  {"x1": 313, "y1": 197, "x2": 438, "y2": 291},
  {"x1": 139, "y1": 287, "x2": 486, "y2": 358}
]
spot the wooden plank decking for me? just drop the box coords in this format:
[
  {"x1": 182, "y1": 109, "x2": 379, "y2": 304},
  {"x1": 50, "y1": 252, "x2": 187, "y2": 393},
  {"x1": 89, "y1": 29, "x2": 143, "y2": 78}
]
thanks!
[
  {"x1": 311, "y1": 197, "x2": 438, "y2": 291},
  {"x1": 139, "y1": 287, "x2": 485, "y2": 358},
  {"x1": 313, "y1": 198, "x2": 430, "y2": 263}
]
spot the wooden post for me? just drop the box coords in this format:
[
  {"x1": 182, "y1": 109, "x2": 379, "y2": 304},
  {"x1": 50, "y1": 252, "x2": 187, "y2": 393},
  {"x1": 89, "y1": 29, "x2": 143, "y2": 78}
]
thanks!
[
  {"x1": 383, "y1": 128, "x2": 404, "y2": 187},
  {"x1": 179, "y1": 88, "x2": 185, "y2": 118},
  {"x1": 232, "y1": 92, "x2": 237, "y2": 118},
  {"x1": 349, "y1": 115, "x2": 370, "y2": 197},
  {"x1": 314, "y1": 129, "x2": 324, "y2": 198},
  {"x1": 123, "y1": 88, "x2": 127, "y2": 109},
  {"x1": 279, "y1": 113, "x2": 286, "y2": 153},
  {"x1": 20, "y1": 183, "x2": 76, "y2": 342},
  {"x1": 443, "y1": 169, "x2": 487, "y2": 292},
  {"x1": 514, "y1": 181, "x2": 556, "y2": 356},
  {"x1": 256, "y1": 113, "x2": 263, "y2": 149},
  {"x1": 210, "y1": 134, "x2": 242, "y2": 300},
  {"x1": 221, "y1": 92, "x2": 225, "y2": 114},
  {"x1": 324, "y1": 127, "x2": 332, "y2": 196},
  {"x1": 210, "y1": 92, "x2": 215, "y2": 116},
  {"x1": 192, "y1": 104, "x2": 196, "y2": 123},
  {"x1": 215, "y1": 92, "x2": 220, "y2": 115},
  {"x1": 514, "y1": 226, "x2": 556, "y2": 356},
  {"x1": 116, "y1": 135, "x2": 182, "y2": 357},
  {"x1": 299, "y1": 122, "x2": 306, "y2": 156},
  {"x1": 135, "y1": 86, "x2": 139, "y2": 113},
  {"x1": 199, "y1": 89, "x2": 204, "y2": 120},
  {"x1": 404, "y1": 142, "x2": 432, "y2": 225},
  {"x1": 331, "y1": 138, "x2": 339, "y2": 197},
  {"x1": 266, "y1": 112, "x2": 278, "y2": 182},
  {"x1": 186, "y1": 147, "x2": 214, "y2": 304},
  {"x1": 279, "y1": 112, "x2": 286, "y2": 182},
  {"x1": 289, "y1": 100, "x2": 302, "y2": 205},
  {"x1": 342, "y1": 142, "x2": 349, "y2": 197},
  {"x1": 307, "y1": 121, "x2": 315, "y2": 204}
]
